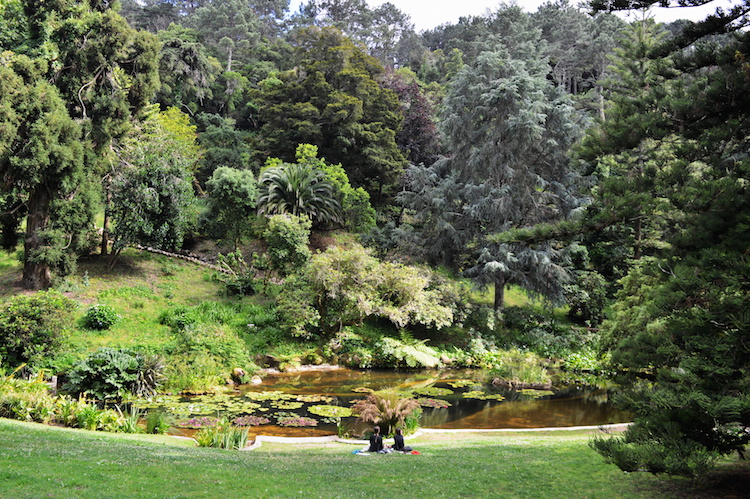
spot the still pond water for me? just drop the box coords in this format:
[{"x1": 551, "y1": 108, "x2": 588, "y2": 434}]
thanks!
[{"x1": 155, "y1": 368, "x2": 630, "y2": 438}]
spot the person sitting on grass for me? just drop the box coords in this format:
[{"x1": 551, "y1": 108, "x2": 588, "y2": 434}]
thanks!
[
  {"x1": 392, "y1": 428, "x2": 413, "y2": 453},
  {"x1": 367, "y1": 425, "x2": 384, "y2": 453}
]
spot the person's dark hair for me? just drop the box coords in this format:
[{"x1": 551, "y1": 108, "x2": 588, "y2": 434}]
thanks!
[
  {"x1": 373, "y1": 425, "x2": 380, "y2": 434},
  {"x1": 395, "y1": 428, "x2": 403, "y2": 435}
]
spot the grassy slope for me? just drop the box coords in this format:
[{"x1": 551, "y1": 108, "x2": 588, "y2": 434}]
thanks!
[
  {"x1": 1, "y1": 248, "x2": 247, "y2": 364},
  {"x1": 0, "y1": 418, "x2": 699, "y2": 499}
]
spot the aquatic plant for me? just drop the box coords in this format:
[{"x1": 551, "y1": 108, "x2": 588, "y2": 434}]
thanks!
[
  {"x1": 233, "y1": 415, "x2": 271, "y2": 426},
  {"x1": 462, "y1": 391, "x2": 505, "y2": 401},
  {"x1": 271, "y1": 401, "x2": 304, "y2": 410},
  {"x1": 177, "y1": 416, "x2": 219, "y2": 428},
  {"x1": 447, "y1": 380, "x2": 476, "y2": 388},
  {"x1": 416, "y1": 398, "x2": 451, "y2": 409},
  {"x1": 195, "y1": 422, "x2": 249, "y2": 449},
  {"x1": 518, "y1": 389, "x2": 554, "y2": 399},
  {"x1": 296, "y1": 394, "x2": 335, "y2": 403},
  {"x1": 146, "y1": 411, "x2": 171, "y2": 434},
  {"x1": 413, "y1": 386, "x2": 453, "y2": 397},
  {"x1": 307, "y1": 405, "x2": 353, "y2": 418},
  {"x1": 352, "y1": 387, "x2": 374, "y2": 393},
  {"x1": 276, "y1": 413, "x2": 318, "y2": 427},
  {"x1": 117, "y1": 406, "x2": 143, "y2": 433},
  {"x1": 244, "y1": 391, "x2": 295, "y2": 401}
]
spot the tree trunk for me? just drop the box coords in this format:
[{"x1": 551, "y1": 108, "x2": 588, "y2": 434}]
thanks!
[
  {"x1": 634, "y1": 217, "x2": 642, "y2": 260},
  {"x1": 101, "y1": 183, "x2": 110, "y2": 256},
  {"x1": 22, "y1": 187, "x2": 52, "y2": 290},
  {"x1": 493, "y1": 276, "x2": 505, "y2": 311}
]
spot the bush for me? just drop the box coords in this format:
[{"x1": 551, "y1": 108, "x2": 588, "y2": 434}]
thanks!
[
  {"x1": 498, "y1": 307, "x2": 599, "y2": 359},
  {"x1": 195, "y1": 420, "x2": 249, "y2": 449},
  {"x1": 264, "y1": 213, "x2": 312, "y2": 276},
  {"x1": 374, "y1": 335, "x2": 441, "y2": 368},
  {"x1": 351, "y1": 390, "x2": 421, "y2": 437},
  {"x1": 0, "y1": 290, "x2": 76, "y2": 368},
  {"x1": 564, "y1": 270, "x2": 608, "y2": 326},
  {"x1": 64, "y1": 348, "x2": 164, "y2": 402},
  {"x1": 82, "y1": 304, "x2": 120, "y2": 330}
]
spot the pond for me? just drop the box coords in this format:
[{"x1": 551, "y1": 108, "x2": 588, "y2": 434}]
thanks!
[{"x1": 139, "y1": 368, "x2": 630, "y2": 438}]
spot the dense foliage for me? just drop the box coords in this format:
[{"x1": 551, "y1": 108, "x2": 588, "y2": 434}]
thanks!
[{"x1": 1, "y1": 0, "x2": 749, "y2": 476}]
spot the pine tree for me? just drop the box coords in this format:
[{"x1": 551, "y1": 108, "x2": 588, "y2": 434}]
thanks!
[{"x1": 400, "y1": 32, "x2": 586, "y2": 309}]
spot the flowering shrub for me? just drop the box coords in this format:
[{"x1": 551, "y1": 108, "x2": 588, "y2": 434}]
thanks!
[{"x1": 233, "y1": 415, "x2": 271, "y2": 426}]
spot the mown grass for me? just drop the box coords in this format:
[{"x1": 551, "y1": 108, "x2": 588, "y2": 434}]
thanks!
[{"x1": 2, "y1": 418, "x2": 726, "y2": 499}]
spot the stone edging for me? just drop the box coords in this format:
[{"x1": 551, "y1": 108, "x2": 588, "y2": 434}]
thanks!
[{"x1": 239, "y1": 423, "x2": 631, "y2": 451}]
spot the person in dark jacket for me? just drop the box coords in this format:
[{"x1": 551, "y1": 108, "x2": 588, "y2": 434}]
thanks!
[
  {"x1": 393, "y1": 428, "x2": 413, "y2": 452},
  {"x1": 368, "y1": 425, "x2": 384, "y2": 452}
]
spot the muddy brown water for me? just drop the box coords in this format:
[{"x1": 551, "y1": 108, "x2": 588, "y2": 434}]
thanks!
[{"x1": 185, "y1": 368, "x2": 630, "y2": 437}]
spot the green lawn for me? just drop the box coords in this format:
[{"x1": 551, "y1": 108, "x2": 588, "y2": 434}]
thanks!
[{"x1": 0, "y1": 419, "x2": 718, "y2": 498}]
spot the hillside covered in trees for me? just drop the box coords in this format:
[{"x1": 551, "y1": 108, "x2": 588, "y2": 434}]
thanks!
[{"x1": 1, "y1": 0, "x2": 749, "y2": 477}]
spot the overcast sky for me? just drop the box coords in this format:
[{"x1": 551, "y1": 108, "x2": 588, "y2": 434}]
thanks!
[{"x1": 288, "y1": 0, "x2": 737, "y2": 32}]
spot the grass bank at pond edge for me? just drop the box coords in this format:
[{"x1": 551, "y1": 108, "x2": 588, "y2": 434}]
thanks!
[{"x1": 4, "y1": 418, "x2": 743, "y2": 498}]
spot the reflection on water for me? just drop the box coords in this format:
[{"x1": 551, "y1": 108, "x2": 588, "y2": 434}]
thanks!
[{"x1": 229, "y1": 368, "x2": 630, "y2": 435}]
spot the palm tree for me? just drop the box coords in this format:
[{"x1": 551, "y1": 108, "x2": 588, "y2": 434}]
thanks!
[
  {"x1": 257, "y1": 163, "x2": 341, "y2": 227},
  {"x1": 351, "y1": 390, "x2": 421, "y2": 436}
]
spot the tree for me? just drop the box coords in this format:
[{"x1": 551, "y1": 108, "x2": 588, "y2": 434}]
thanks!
[
  {"x1": 276, "y1": 244, "x2": 456, "y2": 337},
  {"x1": 399, "y1": 43, "x2": 586, "y2": 309},
  {"x1": 156, "y1": 23, "x2": 220, "y2": 112},
  {"x1": 109, "y1": 112, "x2": 198, "y2": 257},
  {"x1": 0, "y1": 57, "x2": 85, "y2": 289},
  {"x1": 257, "y1": 158, "x2": 342, "y2": 228},
  {"x1": 204, "y1": 167, "x2": 258, "y2": 250},
  {"x1": 2, "y1": 0, "x2": 159, "y2": 289},
  {"x1": 252, "y1": 26, "x2": 407, "y2": 200},
  {"x1": 584, "y1": 0, "x2": 750, "y2": 476},
  {"x1": 264, "y1": 213, "x2": 312, "y2": 277},
  {"x1": 381, "y1": 70, "x2": 441, "y2": 166},
  {"x1": 292, "y1": 143, "x2": 376, "y2": 233},
  {"x1": 187, "y1": 0, "x2": 261, "y2": 72}
]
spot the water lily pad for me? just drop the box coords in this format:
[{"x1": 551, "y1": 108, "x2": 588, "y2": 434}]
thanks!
[
  {"x1": 463, "y1": 390, "x2": 505, "y2": 401},
  {"x1": 244, "y1": 390, "x2": 295, "y2": 401},
  {"x1": 352, "y1": 387, "x2": 374, "y2": 393},
  {"x1": 275, "y1": 413, "x2": 318, "y2": 427},
  {"x1": 296, "y1": 394, "x2": 335, "y2": 403},
  {"x1": 271, "y1": 401, "x2": 304, "y2": 410},
  {"x1": 413, "y1": 386, "x2": 453, "y2": 397},
  {"x1": 233, "y1": 415, "x2": 271, "y2": 426},
  {"x1": 177, "y1": 416, "x2": 219, "y2": 428},
  {"x1": 308, "y1": 405, "x2": 353, "y2": 418},
  {"x1": 447, "y1": 380, "x2": 476, "y2": 388},
  {"x1": 416, "y1": 398, "x2": 452, "y2": 409},
  {"x1": 518, "y1": 389, "x2": 554, "y2": 399}
]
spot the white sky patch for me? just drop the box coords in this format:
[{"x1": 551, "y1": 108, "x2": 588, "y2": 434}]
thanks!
[{"x1": 288, "y1": 0, "x2": 739, "y2": 32}]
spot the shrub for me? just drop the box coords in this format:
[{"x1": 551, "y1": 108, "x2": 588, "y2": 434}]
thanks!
[
  {"x1": 64, "y1": 348, "x2": 164, "y2": 402},
  {"x1": 82, "y1": 304, "x2": 120, "y2": 330},
  {"x1": 488, "y1": 349, "x2": 551, "y2": 385},
  {"x1": 375, "y1": 336, "x2": 440, "y2": 368},
  {"x1": 264, "y1": 213, "x2": 312, "y2": 276},
  {"x1": 194, "y1": 420, "x2": 249, "y2": 449},
  {"x1": 351, "y1": 390, "x2": 421, "y2": 437},
  {"x1": 214, "y1": 252, "x2": 258, "y2": 296},
  {"x1": 145, "y1": 410, "x2": 171, "y2": 434},
  {"x1": 0, "y1": 290, "x2": 76, "y2": 368}
]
